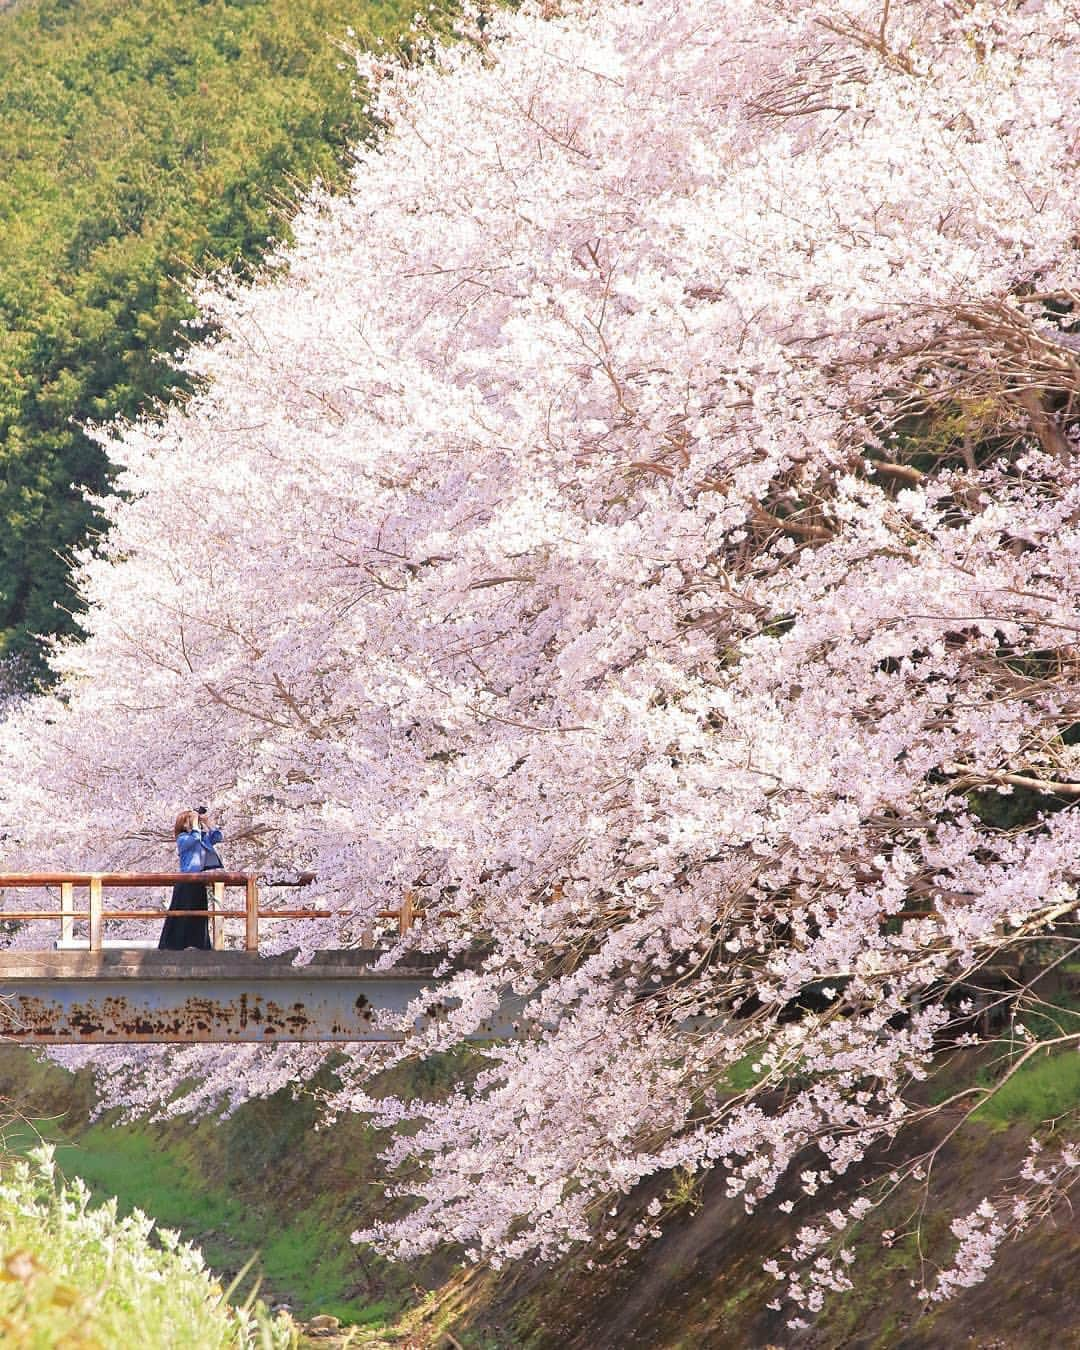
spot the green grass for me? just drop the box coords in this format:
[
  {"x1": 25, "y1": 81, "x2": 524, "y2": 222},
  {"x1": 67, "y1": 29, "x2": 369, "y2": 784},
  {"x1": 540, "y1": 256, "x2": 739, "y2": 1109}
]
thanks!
[
  {"x1": 724, "y1": 1051, "x2": 763, "y2": 1092},
  {"x1": 958, "y1": 985, "x2": 1080, "y2": 1127},
  {"x1": 972, "y1": 1048, "x2": 1080, "y2": 1127},
  {"x1": 260, "y1": 1217, "x2": 388, "y2": 1325},
  {"x1": 4, "y1": 1119, "x2": 238, "y2": 1230}
]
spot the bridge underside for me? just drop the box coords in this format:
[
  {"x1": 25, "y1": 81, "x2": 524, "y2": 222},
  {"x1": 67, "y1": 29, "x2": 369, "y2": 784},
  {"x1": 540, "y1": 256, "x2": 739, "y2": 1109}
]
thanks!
[{"x1": 0, "y1": 949, "x2": 515, "y2": 1043}]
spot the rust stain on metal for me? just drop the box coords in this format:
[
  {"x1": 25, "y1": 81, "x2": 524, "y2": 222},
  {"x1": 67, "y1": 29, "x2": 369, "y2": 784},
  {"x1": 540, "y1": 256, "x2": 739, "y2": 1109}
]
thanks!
[
  {"x1": 0, "y1": 991, "x2": 320, "y2": 1041},
  {"x1": 0, "y1": 958, "x2": 515, "y2": 1043},
  {"x1": 0, "y1": 994, "x2": 60, "y2": 1039}
]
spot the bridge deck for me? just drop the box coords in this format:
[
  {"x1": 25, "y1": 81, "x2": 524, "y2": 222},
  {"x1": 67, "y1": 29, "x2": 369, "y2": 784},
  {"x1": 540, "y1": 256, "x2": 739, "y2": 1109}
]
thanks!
[{"x1": 0, "y1": 949, "x2": 513, "y2": 1044}]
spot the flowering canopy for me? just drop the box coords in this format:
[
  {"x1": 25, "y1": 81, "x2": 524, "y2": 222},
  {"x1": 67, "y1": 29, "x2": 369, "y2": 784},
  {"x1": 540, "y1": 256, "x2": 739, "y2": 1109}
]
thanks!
[{"x1": 2, "y1": 0, "x2": 1079, "y2": 1314}]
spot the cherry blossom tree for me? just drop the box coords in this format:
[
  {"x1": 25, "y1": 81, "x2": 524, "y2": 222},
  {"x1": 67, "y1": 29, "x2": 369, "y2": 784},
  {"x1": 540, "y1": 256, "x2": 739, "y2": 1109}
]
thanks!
[{"x1": 2, "y1": 0, "x2": 1079, "y2": 1320}]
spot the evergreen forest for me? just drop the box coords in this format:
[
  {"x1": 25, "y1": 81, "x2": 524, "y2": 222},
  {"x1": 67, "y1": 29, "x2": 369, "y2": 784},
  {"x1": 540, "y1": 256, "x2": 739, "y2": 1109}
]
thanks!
[{"x1": 0, "y1": 0, "x2": 418, "y2": 679}]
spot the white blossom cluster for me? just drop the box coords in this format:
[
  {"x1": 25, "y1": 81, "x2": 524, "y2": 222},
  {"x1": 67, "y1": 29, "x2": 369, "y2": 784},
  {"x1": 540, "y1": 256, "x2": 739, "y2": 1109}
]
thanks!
[
  {"x1": 1, "y1": 0, "x2": 1078, "y2": 1315},
  {"x1": 0, "y1": 1147, "x2": 292, "y2": 1345}
]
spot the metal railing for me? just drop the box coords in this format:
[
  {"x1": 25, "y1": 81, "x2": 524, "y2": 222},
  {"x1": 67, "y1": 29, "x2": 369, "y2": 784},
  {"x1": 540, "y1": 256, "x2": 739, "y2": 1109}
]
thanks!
[{"x1": 0, "y1": 874, "x2": 422, "y2": 952}]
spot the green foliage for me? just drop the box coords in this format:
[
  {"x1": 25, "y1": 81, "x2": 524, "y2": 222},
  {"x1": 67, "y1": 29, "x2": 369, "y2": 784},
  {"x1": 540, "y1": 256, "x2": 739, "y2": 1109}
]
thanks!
[
  {"x1": 870, "y1": 396, "x2": 1015, "y2": 478},
  {"x1": 0, "y1": 1145, "x2": 295, "y2": 1347},
  {"x1": 0, "y1": 0, "x2": 442, "y2": 678}
]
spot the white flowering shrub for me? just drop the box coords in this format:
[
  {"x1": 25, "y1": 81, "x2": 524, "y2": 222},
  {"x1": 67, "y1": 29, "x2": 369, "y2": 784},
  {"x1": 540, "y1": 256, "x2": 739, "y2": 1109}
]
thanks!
[{"x1": 0, "y1": 1147, "x2": 293, "y2": 1348}]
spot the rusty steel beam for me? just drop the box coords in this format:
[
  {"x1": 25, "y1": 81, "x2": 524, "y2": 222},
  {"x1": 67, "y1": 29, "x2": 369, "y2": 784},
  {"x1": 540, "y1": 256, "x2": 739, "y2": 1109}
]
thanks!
[{"x1": 0, "y1": 950, "x2": 520, "y2": 1044}]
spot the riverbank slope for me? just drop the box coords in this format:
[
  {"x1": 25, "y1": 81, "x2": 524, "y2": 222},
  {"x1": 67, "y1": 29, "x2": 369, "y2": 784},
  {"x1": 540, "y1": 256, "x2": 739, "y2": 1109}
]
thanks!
[{"x1": 0, "y1": 1045, "x2": 1075, "y2": 1348}]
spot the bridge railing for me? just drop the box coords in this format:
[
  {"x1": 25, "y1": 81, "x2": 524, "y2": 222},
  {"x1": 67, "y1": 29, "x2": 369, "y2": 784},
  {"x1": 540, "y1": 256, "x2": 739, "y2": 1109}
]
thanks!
[{"x1": 0, "y1": 874, "x2": 422, "y2": 952}]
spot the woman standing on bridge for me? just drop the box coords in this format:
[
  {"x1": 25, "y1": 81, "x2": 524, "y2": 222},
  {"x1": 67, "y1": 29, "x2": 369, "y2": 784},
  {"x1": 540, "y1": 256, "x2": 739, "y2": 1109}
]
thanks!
[{"x1": 158, "y1": 809, "x2": 224, "y2": 950}]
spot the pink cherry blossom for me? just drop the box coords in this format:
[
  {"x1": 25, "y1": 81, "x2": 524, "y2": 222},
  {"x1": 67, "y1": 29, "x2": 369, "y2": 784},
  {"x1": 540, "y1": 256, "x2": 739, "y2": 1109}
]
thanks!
[{"x1": 2, "y1": 0, "x2": 1078, "y2": 1318}]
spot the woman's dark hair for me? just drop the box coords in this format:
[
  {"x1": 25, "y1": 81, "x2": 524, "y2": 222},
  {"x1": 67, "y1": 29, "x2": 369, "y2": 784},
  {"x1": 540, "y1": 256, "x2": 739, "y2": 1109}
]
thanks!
[{"x1": 174, "y1": 810, "x2": 199, "y2": 837}]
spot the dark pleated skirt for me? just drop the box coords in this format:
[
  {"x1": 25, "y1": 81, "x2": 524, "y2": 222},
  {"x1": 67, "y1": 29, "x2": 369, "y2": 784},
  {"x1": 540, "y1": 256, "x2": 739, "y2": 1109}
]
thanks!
[{"x1": 158, "y1": 879, "x2": 211, "y2": 950}]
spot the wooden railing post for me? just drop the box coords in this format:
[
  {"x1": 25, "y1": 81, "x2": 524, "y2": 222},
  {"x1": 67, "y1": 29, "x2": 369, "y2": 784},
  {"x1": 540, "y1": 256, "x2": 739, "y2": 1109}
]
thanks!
[
  {"x1": 399, "y1": 890, "x2": 415, "y2": 936},
  {"x1": 88, "y1": 876, "x2": 102, "y2": 952},
  {"x1": 60, "y1": 882, "x2": 74, "y2": 946},
  {"x1": 245, "y1": 876, "x2": 258, "y2": 952},
  {"x1": 212, "y1": 880, "x2": 226, "y2": 951}
]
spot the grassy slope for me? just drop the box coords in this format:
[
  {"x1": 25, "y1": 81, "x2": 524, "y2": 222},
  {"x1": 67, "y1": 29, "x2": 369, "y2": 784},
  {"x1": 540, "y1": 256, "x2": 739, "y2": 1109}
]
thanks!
[
  {"x1": 411, "y1": 1130, "x2": 1078, "y2": 1350},
  {"x1": 0, "y1": 1046, "x2": 457, "y2": 1328},
  {"x1": 0, "y1": 1041, "x2": 1076, "y2": 1348},
  {"x1": 398, "y1": 1041, "x2": 1080, "y2": 1350}
]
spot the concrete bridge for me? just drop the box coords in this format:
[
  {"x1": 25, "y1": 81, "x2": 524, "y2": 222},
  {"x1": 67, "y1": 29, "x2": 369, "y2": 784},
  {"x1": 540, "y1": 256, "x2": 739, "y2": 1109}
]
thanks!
[{"x1": 0, "y1": 872, "x2": 518, "y2": 1043}]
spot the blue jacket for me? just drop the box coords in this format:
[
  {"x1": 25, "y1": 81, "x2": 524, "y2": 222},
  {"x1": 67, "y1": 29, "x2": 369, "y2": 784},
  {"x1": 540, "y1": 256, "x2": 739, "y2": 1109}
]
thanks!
[{"x1": 176, "y1": 827, "x2": 224, "y2": 874}]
